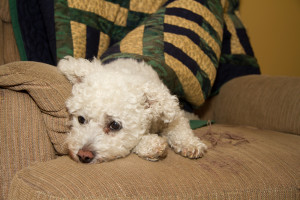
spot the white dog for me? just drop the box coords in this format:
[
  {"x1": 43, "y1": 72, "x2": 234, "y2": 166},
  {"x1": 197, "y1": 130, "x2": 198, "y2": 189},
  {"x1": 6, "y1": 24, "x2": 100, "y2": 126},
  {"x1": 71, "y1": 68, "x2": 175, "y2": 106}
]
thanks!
[{"x1": 58, "y1": 56, "x2": 207, "y2": 163}]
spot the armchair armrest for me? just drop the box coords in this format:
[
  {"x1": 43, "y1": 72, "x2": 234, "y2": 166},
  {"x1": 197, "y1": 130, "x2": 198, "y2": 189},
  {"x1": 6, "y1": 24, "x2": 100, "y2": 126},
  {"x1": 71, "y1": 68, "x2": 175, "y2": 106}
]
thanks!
[
  {"x1": 199, "y1": 75, "x2": 300, "y2": 135},
  {"x1": 0, "y1": 61, "x2": 72, "y2": 153},
  {"x1": 0, "y1": 61, "x2": 72, "y2": 199}
]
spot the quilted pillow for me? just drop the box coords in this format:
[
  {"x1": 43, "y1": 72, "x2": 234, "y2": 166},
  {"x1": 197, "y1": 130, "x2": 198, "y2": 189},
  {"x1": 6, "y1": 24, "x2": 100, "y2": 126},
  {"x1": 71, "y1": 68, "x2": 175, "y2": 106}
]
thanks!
[
  {"x1": 10, "y1": 0, "x2": 260, "y2": 109},
  {"x1": 101, "y1": 0, "x2": 224, "y2": 109},
  {"x1": 54, "y1": 0, "x2": 167, "y2": 61},
  {"x1": 53, "y1": 0, "x2": 226, "y2": 109}
]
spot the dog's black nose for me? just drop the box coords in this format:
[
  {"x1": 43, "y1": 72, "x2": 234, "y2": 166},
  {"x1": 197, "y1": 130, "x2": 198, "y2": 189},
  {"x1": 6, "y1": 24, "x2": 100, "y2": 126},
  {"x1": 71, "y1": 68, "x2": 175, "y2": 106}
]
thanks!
[{"x1": 77, "y1": 149, "x2": 95, "y2": 163}]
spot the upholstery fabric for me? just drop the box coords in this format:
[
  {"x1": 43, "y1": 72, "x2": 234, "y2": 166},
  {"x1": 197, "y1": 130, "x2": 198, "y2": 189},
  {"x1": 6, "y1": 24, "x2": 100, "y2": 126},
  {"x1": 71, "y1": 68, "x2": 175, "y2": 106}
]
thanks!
[
  {"x1": 211, "y1": 75, "x2": 300, "y2": 135},
  {"x1": 8, "y1": 124, "x2": 300, "y2": 199},
  {"x1": 0, "y1": 61, "x2": 72, "y2": 154},
  {"x1": 0, "y1": 89, "x2": 56, "y2": 200}
]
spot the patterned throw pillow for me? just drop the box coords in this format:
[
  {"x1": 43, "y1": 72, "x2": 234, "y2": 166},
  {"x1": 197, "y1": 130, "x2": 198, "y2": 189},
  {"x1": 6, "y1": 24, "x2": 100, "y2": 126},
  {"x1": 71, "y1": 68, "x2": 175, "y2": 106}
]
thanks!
[
  {"x1": 10, "y1": 0, "x2": 259, "y2": 109},
  {"x1": 100, "y1": 0, "x2": 224, "y2": 109},
  {"x1": 55, "y1": 0, "x2": 166, "y2": 61}
]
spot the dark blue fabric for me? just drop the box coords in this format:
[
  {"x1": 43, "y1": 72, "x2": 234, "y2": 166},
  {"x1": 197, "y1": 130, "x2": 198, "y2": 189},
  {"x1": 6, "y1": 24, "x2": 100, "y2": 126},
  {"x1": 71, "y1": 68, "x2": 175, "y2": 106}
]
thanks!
[
  {"x1": 164, "y1": 42, "x2": 200, "y2": 76},
  {"x1": 16, "y1": 0, "x2": 56, "y2": 65},
  {"x1": 38, "y1": 0, "x2": 56, "y2": 64},
  {"x1": 100, "y1": 44, "x2": 121, "y2": 62},
  {"x1": 212, "y1": 62, "x2": 260, "y2": 93},
  {"x1": 221, "y1": 23, "x2": 231, "y2": 54},
  {"x1": 85, "y1": 26, "x2": 100, "y2": 60},
  {"x1": 236, "y1": 28, "x2": 255, "y2": 56}
]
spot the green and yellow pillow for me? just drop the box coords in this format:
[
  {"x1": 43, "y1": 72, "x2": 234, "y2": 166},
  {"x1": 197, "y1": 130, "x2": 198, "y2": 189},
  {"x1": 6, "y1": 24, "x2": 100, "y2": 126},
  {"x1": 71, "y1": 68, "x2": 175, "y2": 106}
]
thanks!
[{"x1": 54, "y1": 0, "x2": 260, "y2": 109}]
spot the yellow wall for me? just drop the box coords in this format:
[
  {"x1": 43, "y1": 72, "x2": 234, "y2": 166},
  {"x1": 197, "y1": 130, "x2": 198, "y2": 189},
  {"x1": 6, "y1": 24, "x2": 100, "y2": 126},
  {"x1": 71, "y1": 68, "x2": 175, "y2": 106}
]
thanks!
[{"x1": 239, "y1": 0, "x2": 300, "y2": 76}]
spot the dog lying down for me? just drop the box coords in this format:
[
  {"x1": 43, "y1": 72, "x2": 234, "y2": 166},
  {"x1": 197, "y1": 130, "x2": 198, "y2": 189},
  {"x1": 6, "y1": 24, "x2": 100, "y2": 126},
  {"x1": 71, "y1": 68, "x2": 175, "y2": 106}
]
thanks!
[{"x1": 58, "y1": 56, "x2": 207, "y2": 163}]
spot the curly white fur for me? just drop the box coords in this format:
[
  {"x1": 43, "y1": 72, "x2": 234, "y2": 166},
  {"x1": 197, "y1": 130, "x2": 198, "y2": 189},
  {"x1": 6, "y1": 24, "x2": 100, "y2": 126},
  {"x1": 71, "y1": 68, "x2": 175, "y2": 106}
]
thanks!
[{"x1": 58, "y1": 56, "x2": 207, "y2": 163}]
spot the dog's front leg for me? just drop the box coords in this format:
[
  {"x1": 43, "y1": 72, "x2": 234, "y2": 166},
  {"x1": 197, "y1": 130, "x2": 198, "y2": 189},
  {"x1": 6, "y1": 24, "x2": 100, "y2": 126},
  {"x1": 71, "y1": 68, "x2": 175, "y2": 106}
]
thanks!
[
  {"x1": 133, "y1": 134, "x2": 168, "y2": 161},
  {"x1": 165, "y1": 112, "x2": 207, "y2": 159}
]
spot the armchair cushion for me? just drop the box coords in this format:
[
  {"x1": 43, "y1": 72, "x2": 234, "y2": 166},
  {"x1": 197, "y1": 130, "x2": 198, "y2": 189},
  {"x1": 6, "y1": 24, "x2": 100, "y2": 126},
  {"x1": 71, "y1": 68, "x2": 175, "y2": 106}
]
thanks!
[{"x1": 8, "y1": 125, "x2": 300, "y2": 199}]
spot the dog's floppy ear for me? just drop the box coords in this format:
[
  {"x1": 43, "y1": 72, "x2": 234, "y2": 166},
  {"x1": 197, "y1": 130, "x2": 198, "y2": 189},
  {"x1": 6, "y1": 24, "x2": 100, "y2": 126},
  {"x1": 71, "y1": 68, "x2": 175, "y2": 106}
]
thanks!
[
  {"x1": 142, "y1": 84, "x2": 180, "y2": 124},
  {"x1": 57, "y1": 56, "x2": 101, "y2": 84}
]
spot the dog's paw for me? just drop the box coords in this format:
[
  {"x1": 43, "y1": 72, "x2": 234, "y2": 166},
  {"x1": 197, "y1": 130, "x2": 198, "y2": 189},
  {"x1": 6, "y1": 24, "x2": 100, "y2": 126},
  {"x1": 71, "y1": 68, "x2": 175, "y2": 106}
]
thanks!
[
  {"x1": 142, "y1": 144, "x2": 168, "y2": 162},
  {"x1": 172, "y1": 137, "x2": 207, "y2": 159},
  {"x1": 134, "y1": 135, "x2": 168, "y2": 161}
]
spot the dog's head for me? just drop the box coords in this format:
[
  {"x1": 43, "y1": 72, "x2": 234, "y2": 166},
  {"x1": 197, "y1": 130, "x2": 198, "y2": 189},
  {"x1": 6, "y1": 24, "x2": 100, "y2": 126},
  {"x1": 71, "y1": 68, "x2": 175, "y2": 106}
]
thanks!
[{"x1": 58, "y1": 57, "x2": 179, "y2": 163}]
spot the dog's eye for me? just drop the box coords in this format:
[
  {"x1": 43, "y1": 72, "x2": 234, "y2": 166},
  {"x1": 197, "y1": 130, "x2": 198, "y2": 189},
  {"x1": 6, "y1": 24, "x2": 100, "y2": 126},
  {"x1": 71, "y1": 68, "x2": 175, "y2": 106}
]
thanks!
[
  {"x1": 109, "y1": 121, "x2": 122, "y2": 131},
  {"x1": 78, "y1": 116, "x2": 86, "y2": 124}
]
